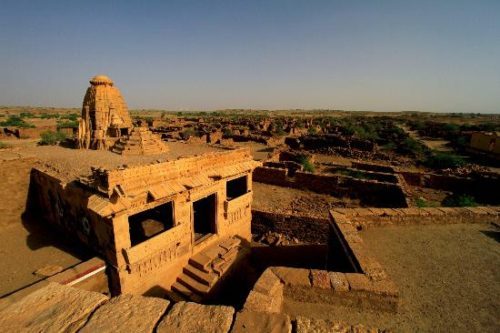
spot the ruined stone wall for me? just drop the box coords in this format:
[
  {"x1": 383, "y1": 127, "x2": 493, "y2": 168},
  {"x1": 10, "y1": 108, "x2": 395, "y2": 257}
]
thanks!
[
  {"x1": 253, "y1": 167, "x2": 408, "y2": 207},
  {"x1": 330, "y1": 206, "x2": 500, "y2": 229},
  {"x1": 252, "y1": 166, "x2": 289, "y2": 186},
  {"x1": 351, "y1": 162, "x2": 395, "y2": 174},
  {"x1": 399, "y1": 171, "x2": 500, "y2": 205}
]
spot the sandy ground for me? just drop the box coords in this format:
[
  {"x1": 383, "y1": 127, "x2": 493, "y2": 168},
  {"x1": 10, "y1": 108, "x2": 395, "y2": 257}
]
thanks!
[
  {"x1": 284, "y1": 223, "x2": 500, "y2": 332},
  {"x1": 253, "y1": 182, "x2": 361, "y2": 219}
]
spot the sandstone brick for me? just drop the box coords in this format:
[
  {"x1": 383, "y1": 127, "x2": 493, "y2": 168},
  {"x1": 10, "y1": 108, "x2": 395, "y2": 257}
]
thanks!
[
  {"x1": 231, "y1": 310, "x2": 292, "y2": 333},
  {"x1": 329, "y1": 272, "x2": 349, "y2": 292},
  {"x1": 253, "y1": 268, "x2": 282, "y2": 296},
  {"x1": 80, "y1": 294, "x2": 169, "y2": 333},
  {"x1": 243, "y1": 289, "x2": 282, "y2": 313},
  {"x1": 310, "y1": 269, "x2": 331, "y2": 289},
  {"x1": 271, "y1": 267, "x2": 311, "y2": 287},
  {"x1": 157, "y1": 302, "x2": 234, "y2": 333},
  {"x1": 345, "y1": 273, "x2": 371, "y2": 292},
  {"x1": 369, "y1": 279, "x2": 399, "y2": 297},
  {"x1": 0, "y1": 282, "x2": 107, "y2": 333}
]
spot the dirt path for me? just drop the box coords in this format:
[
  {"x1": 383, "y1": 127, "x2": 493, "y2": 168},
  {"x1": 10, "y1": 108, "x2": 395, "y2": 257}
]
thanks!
[
  {"x1": 400, "y1": 125, "x2": 452, "y2": 152},
  {"x1": 284, "y1": 223, "x2": 500, "y2": 332}
]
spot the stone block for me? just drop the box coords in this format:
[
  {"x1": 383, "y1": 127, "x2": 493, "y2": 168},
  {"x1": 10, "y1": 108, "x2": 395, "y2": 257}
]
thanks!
[
  {"x1": 80, "y1": 294, "x2": 169, "y2": 333},
  {"x1": 329, "y1": 272, "x2": 349, "y2": 292},
  {"x1": 310, "y1": 269, "x2": 331, "y2": 289},
  {"x1": 254, "y1": 268, "x2": 282, "y2": 296},
  {"x1": 345, "y1": 273, "x2": 372, "y2": 292},
  {"x1": 243, "y1": 289, "x2": 282, "y2": 313},
  {"x1": 157, "y1": 301, "x2": 235, "y2": 333},
  {"x1": 271, "y1": 267, "x2": 311, "y2": 287},
  {"x1": 231, "y1": 310, "x2": 292, "y2": 333},
  {"x1": 0, "y1": 282, "x2": 107, "y2": 333}
]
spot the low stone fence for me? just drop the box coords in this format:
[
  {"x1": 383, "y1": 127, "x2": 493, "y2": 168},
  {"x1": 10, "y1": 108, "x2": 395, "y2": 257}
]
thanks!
[
  {"x1": 351, "y1": 162, "x2": 395, "y2": 174},
  {"x1": 330, "y1": 206, "x2": 500, "y2": 229},
  {"x1": 239, "y1": 266, "x2": 389, "y2": 332},
  {"x1": 399, "y1": 171, "x2": 500, "y2": 205},
  {"x1": 253, "y1": 166, "x2": 408, "y2": 207}
]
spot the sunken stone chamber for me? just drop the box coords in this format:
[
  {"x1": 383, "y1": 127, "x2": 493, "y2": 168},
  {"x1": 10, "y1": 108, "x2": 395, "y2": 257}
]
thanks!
[{"x1": 29, "y1": 147, "x2": 260, "y2": 296}]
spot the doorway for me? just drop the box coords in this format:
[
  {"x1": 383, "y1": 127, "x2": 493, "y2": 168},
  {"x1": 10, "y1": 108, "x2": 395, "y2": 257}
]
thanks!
[{"x1": 193, "y1": 194, "x2": 217, "y2": 242}]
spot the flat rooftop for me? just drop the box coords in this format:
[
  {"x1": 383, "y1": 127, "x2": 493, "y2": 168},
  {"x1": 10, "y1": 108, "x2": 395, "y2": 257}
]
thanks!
[{"x1": 31, "y1": 142, "x2": 234, "y2": 182}]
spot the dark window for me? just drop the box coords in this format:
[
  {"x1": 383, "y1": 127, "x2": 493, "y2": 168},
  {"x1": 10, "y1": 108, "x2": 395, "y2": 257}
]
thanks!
[
  {"x1": 193, "y1": 194, "x2": 217, "y2": 242},
  {"x1": 226, "y1": 176, "x2": 248, "y2": 200},
  {"x1": 128, "y1": 202, "x2": 174, "y2": 246}
]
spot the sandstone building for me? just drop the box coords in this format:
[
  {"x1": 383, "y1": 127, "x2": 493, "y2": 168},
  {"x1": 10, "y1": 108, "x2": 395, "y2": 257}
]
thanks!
[{"x1": 30, "y1": 146, "x2": 260, "y2": 298}]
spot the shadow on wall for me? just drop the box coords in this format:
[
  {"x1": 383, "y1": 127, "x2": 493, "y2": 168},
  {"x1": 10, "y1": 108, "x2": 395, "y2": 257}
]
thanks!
[{"x1": 21, "y1": 172, "x2": 94, "y2": 261}]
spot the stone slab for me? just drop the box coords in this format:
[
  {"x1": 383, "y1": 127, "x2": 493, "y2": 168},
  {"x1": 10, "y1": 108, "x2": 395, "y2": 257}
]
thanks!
[
  {"x1": 271, "y1": 267, "x2": 311, "y2": 287},
  {"x1": 0, "y1": 282, "x2": 107, "y2": 333},
  {"x1": 329, "y1": 272, "x2": 349, "y2": 292},
  {"x1": 231, "y1": 310, "x2": 291, "y2": 333},
  {"x1": 310, "y1": 270, "x2": 331, "y2": 289},
  {"x1": 157, "y1": 301, "x2": 234, "y2": 333},
  {"x1": 253, "y1": 268, "x2": 282, "y2": 295},
  {"x1": 80, "y1": 294, "x2": 169, "y2": 333}
]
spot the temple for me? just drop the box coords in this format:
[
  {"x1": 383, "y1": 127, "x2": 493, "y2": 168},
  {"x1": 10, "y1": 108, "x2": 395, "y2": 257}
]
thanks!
[{"x1": 78, "y1": 75, "x2": 167, "y2": 155}]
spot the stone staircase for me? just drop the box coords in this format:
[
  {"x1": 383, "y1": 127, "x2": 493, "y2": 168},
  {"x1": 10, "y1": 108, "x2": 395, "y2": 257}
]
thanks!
[
  {"x1": 111, "y1": 127, "x2": 168, "y2": 155},
  {"x1": 170, "y1": 237, "x2": 246, "y2": 303}
]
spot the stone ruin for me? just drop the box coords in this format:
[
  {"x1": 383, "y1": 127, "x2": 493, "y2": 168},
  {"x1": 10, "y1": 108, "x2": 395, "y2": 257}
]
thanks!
[
  {"x1": 77, "y1": 75, "x2": 167, "y2": 155},
  {"x1": 29, "y1": 146, "x2": 260, "y2": 297}
]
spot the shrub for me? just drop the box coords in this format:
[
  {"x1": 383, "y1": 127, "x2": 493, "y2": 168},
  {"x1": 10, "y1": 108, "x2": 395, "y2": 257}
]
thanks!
[
  {"x1": 307, "y1": 127, "x2": 317, "y2": 135},
  {"x1": 181, "y1": 128, "x2": 195, "y2": 139},
  {"x1": 40, "y1": 130, "x2": 67, "y2": 145},
  {"x1": 416, "y1": 198, "x2": 439, "y2": 208},
  {"x1": 0, "y1": 116, "x2": 35, "y2": 128},
  {"x1": 57, "y1": 120, "x2": 79, "y2": 128},
  {"x1": 442, "y1": 194, "x2": 477, "y2": 207},
  {"x1": 60, "y1": 113, "x2": 79, "y2": 121},
  {"x1": 0, "y1": 141, "x2": 11, "y2": 149},
  {"x1": 424, "y1": 152, "x2": 465, "y2": 169},
  {"x1": 298, "y1": 155, "x2": 315, "y2": 173}
]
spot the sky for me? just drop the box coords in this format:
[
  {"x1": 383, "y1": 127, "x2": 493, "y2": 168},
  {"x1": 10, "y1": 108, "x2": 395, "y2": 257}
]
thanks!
[{"x1": 0, "y1": 0, "x2": 499, "y2": 113}]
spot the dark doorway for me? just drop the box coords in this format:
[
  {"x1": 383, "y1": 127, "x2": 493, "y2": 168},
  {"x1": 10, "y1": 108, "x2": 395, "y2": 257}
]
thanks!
[
  {"x1": 193, "y1": 194, "x2": 217, "y2": 242},
  {"x1": 129, "y1": 202, "x2": 174, "y2": 246},
  {"x1": 226, "y1": 176, "x2": 248, "y2": 200}
]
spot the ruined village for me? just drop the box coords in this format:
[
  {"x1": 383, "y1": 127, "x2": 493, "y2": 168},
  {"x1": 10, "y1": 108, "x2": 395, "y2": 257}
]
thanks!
[{"x1": 0, "y1": 74, "x2": 498, "y2": 332}]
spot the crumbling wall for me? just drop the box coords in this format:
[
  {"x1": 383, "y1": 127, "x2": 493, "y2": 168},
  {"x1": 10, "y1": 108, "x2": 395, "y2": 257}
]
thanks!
[
  {"x1": 399, "y1": 171, "x2": 500, "y2": 205},
  {"x1": 351, "y1": 162, "x2": 395, "y2": 174},
  {"x1": 253, "y1": 167, "x2": 408, "y2": 208}
]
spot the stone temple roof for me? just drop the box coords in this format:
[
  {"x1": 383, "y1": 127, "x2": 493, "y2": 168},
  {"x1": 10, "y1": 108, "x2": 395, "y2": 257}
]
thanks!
[{"x1": 89, "y1": 75, "x2": 114, "y2": 86}]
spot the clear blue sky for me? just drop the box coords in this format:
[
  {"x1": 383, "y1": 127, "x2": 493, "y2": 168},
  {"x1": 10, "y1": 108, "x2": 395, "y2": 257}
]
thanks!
[{"x1": 0, "y1": 0, "x2": 499, "y2": 112}]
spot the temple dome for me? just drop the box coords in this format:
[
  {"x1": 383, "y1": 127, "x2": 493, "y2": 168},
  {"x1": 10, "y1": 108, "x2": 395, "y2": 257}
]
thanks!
[{"x1": 90, "y1": 75, "x2": 114, "y2": 86}]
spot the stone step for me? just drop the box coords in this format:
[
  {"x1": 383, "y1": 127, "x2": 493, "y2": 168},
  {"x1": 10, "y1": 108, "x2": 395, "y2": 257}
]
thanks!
[
  {"x1": 218, "y1": 237, "x2": 241, "y2": 252},
  {"x1": 189, "y1": 253, "x2": 212, "y2": 272},
  {"x1": 183, "y1": 265, "x2": 218, "y2": 287},
  {"x1": 171, "y1": 282, "x2": 203, "y2": 303},
  {"x1": 178, "y1": 273, "x2": 211, "y2": 295}
]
